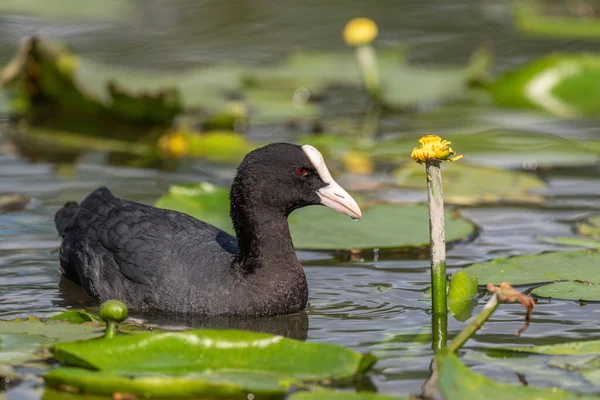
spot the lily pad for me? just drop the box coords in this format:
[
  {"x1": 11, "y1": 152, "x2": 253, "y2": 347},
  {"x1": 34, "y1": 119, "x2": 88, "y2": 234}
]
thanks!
[
  {"x1": 394, "y1": 161, "x2": 545, "y2": 205},
  {"x1": 51, "y1": 329, "x2": 375, "y2": 381},
  {"x1": 154, "y1": 183, "x2": 475, "y2": 250},
  {"x1": 288, "y1": 391, "x2": 402, "y2": 400},
  {"x1": 170, "y1": 129, "x2": 258, "y2": 163},
  {"x1": 0, "y1": 316, "x2": 102, "y2": 365},
  {"x1": 438, "y1": 352, "x2": 598, "y2": 400},
  {"x1": 578, "y1": 215, "x2": 600, "y2": 238},
  {"x1": 533, "y1": 281, "x2": 600, "y2": 302},
  {"x1": 448, "y1": 271, "x2": 478, "y2": 321},
  {"x1": 48, "y1": 310, "x2": 99, "y2": 324},
  {"x1": 488, "y1": 52, "x2": 600, "y2": 117},
  {"x1": 244, "y1": 88, "x2": 319, "y2": 124},
  {"x1": 515, "y1": 2, "x2": 600, "y2": 39},
  {"x1": 300, "y1": 130, "x2": 600, "y2": 168},
  {"x1": 500, "y1": 339, "x2": 600, "y2": 356},
  {"x1": 247, "y1": 46, "x2": 488, "y2": 108},
  {"x1": 464, "y1": 250, "x2": 600, "y2": 286},
  {"x1": 0, "y1": 0, "x2": 134, "y2": 22},
  {"x1": 45, "y1": 367, "x2": 295, "y2": 399},
  {"x1": 538, "y1": 236, "x2": 600, "y2": 249}
]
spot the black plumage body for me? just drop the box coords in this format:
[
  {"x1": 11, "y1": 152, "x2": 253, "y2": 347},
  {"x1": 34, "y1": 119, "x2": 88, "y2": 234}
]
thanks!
[{"x1": 55, "y1": 143, "x2": 360, "y2": 316}]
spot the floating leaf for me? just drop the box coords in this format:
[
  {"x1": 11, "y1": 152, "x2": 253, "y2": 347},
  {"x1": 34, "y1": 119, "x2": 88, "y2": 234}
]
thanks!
[
  {"x1": 247, "y1": 46, "x2": 487, "y2": 108},
  {"x1": 0, "y1": 317, "x2": 102, "y2": 365},
  {"x1": 48, "y1": 310, "x2": 99, "y2": 324},
  {"x1": 448, "y1": 271, "x2": 478, "y2": 321},
  {"x1": 437, "y1": 352, "x2": 598, "y2": 400},
  {"x1": 464, "y1": 250, "x2": 600, "y2": 286},
  {"x1": 51, "y1": 329, "x2": 375, "y2": 381},
  {"x1": 300, "y1": 130, "x2": 600, "y2": 168},
  {"x1": 515, "y1": 2, "x2": 600, "y2": 39},
  {"x1": 538, "y1": 236, "x2": 600, "y2": 249},
  {"x1": 154, "y1": 183, "x2": 475, "y2": 250},
  {"x1": 7, "y1": 125, "x2": 153, "y2": 156},
  {"x1": 244, "y1": 88, "x2": 319, "y2": 124},
  {"x1": 45, "y1": 367, "x2": 295, "y2": 399},
  {"x1": 500, "y1": 339, "x2": 600, "y2": 355},
  {"x1": 0, "y1": 0, "x2": 134, "y2": 22},
  {"x1": 578, "y1": 215, "x2": 600, "y2": 238},
  {"x1": 533, "y1": 281, "x2": 600, "y2": 302},
  {"x1": 288, "y1": 391, "x2": 402, "y2": 400},
  {"x1": 488, "y1": 52, "x2": 600, "y2": 117},
  {"x1": 394, "y1": 162, "x2": 545, "y2": 205}
]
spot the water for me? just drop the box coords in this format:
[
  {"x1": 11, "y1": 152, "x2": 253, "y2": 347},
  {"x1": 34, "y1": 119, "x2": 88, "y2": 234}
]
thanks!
[{"x1": 1, "y1": 1, "x2": 600, "y2": 398}]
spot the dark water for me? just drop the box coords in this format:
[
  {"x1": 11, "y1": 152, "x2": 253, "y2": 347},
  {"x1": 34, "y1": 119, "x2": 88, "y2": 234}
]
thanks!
[{"x1": 1, "y1": 1, "x2": 600, "y2": 399}]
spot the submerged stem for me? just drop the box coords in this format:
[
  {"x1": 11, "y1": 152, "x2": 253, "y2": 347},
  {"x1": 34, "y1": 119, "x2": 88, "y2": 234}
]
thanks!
[{"x1": 426, "y1": 160, "x2": 447, "y2": 317}]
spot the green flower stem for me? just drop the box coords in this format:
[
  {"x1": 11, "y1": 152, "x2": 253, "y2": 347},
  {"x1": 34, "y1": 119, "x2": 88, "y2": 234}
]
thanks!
[
  {"x1": 105, "y1": 322, "x2": 117, "y2": 339},
  {"x1": 432, "y1": 313, "x2": 448, "y2": 352},
  {"x1": 426, "y1": 160, "x2": 447, "y2": 318},
  {"x1": 447, "y1": 293, "x2": 499, "y2": 353},
  {"x1": 356, "y1": 45, "x2": 381, "y2": 101}
]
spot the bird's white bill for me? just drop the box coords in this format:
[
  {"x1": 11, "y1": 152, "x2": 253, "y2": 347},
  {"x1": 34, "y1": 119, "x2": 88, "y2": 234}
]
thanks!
[{"x1": 302, "y1": 145, "x2": 362, "y2": 220}]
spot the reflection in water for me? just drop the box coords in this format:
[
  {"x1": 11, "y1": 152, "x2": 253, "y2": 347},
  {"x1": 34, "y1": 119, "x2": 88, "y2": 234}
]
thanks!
[
  {"x1": 57, "y1": 279, "x2": 310, "y2": 340},
  {"x1": 128, "y1": 311, "x2": 309, "y2": 341}
]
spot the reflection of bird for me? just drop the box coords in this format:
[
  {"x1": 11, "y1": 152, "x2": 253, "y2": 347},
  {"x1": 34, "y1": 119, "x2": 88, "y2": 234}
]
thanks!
[{"x1": 55, "y1": 143, "x2": 361, "y2": 316}]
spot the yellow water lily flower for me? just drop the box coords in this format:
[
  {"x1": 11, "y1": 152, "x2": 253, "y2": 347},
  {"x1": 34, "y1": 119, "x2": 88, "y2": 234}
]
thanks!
[
  {"x1": 411, "y1": 134, "x2": 463, "y2": 163},
  {"x1": 158, "y1": 132, "x2": 189, "y2": 159},
  {"x1": 343, "y1": 18, "x2": 378, "y2": 46}
]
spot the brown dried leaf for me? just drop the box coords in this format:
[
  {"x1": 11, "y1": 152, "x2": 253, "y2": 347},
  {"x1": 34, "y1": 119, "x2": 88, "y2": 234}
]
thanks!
[{"x1": 487, "y1": 282, "x2": 535, "y2": 336}]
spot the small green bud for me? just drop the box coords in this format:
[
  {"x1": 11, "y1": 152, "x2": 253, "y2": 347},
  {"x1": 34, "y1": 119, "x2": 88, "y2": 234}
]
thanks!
[{"x1": 99, "y1": 300, "x2": 128, "y2": 323}]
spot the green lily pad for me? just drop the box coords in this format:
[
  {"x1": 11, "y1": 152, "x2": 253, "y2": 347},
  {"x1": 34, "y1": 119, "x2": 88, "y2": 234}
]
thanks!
[
  {"x1": 288, "y1": 391, "x2": 402, "y2": 400},
  {"x1": 488, "y1": 52, "x2": 600, "y2": 117},
  {"x1": 394, "y1": 161, "x2": 545, "y2": 205},
  {"x1": 0, "y1": 316, "x2": 102, "y2": 365},
  {"x1": 300, "y1": 130, "x2": 600, "y2": 168},
  {"x1": 0, "y1": 0, "x2": 134, "y2": 22},
  {"x1": 464, "y1": 250, "x2": 600, "y2": 286},
  {"x1": 438, "y1": 352, "x2": 598, "y2": 400},
  {"x1": 515, "y1": 2, "x2": 600, "y2": 39},
  {"x1": 48, "y1": 310, "x2": 99, "y2": 324},
  {"x1": 6, "y1": 124, "x2": 153, "y2": 157},
  {"x1": 247, "y1": 46, "x2": 488, "y2": 108},
  {"x1": 51, "y1": 329, "x2": 375, "y2": 381},
  {"x1": 578, "y1": 215, "x2": 600, "y2": 238},
  {"x1": 448, "y1": 271, "x2": 478, "y2": 321},
  {"x1": 45, "y1": 367, "x2": 295, "y2": 399},
  {"x1": 154, "y1": 183, "x2": 475, "y2": 250},
  {"x1": 184, "y1": 130, "x2": 258, "y2": 163},
  {"x1": 533, "y1": 281, "x2": 600, "y2": 302},
  {"x1": 500, "y1": 339, "x2": 600, "y2": 355},
  {"x1": 244, "y1": 88, "x2": 319, "y2": 124},
  {"x1": 538, "y1": 236, "x2": 600, "y2": 249}
]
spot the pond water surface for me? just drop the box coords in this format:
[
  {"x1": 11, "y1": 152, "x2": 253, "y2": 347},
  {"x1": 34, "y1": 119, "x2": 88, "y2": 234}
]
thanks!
[{"x1": 1, "y1": 1, "x2": 600, "y2": 399}]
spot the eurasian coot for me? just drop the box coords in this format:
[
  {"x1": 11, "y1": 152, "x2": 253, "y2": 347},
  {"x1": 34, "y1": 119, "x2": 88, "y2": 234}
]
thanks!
[{"x1": 55, "y1": 143, "x2": 361, "y2": 316}]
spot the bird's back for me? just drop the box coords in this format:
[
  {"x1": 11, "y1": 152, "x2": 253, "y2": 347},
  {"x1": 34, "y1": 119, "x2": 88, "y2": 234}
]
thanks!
[{"x1": 57, "y1": 187, "x2": 239, "y2": 313}]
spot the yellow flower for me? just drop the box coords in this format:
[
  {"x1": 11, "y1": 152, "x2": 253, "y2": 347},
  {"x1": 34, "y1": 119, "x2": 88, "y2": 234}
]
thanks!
[
  {"x1": 158, "y1": 133, "x2": 189, "y2": 159},
  {"x1": 411, "y1": 134, "x2": 463, "y2": 163},
  {"x1": 343, "y1": 18, "x2": 378, "y2": 46},
  {"x1": 342, "y1": 150, "x2": 373, "y2": 175}
]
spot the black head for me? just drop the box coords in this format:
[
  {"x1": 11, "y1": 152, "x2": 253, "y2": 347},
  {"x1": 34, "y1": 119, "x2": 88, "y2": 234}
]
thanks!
[{"x1": 230, "y1": 143, "x2": 361, "y2": 220}]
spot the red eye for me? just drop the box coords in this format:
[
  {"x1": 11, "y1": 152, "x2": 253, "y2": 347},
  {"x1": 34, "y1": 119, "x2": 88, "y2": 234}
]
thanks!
[{"x1": 296, "y1": 167, "x2": 308, "y2": 176}]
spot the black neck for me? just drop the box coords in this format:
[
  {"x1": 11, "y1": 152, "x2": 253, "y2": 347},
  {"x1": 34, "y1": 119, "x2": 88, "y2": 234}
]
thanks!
[{"x1": 230, "y1": 188, "x2": 297, "y2": 273}]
